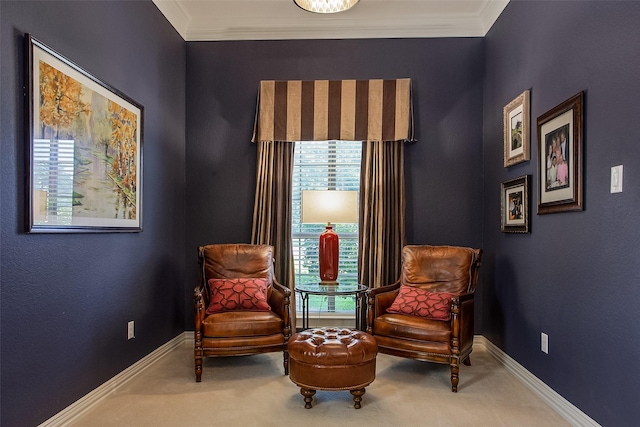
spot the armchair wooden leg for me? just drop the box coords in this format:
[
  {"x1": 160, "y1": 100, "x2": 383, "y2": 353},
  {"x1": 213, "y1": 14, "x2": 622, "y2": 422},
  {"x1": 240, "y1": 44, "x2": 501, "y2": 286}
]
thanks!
[
  {"x1": 450, "y1": 362, "x2": 459, "y2": 392},
  {"x1": 194, "y1": 329, "x2": 203, "y2": 382},
  {"x1": 194, "y1": 347, "x2": 203, "y2": 382},
  {"x1": 283, "y1": 349, "x2": 289, "y2": 375},
  {"x1": 463, "y1": 356, "x2": 471, "y2": 366}
]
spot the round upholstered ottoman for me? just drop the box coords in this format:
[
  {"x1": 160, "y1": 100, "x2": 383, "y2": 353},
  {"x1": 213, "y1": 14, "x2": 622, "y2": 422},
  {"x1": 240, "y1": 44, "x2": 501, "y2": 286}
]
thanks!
[{"x1": 287, "y1": 327, "x2": 378, "y2": 409}]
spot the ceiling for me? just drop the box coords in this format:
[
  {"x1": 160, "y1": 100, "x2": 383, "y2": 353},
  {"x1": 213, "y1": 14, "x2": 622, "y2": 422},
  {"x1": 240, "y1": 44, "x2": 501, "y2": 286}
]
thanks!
[{"x1": 152, "y1": 0, "x2": 510, "y2": 41}]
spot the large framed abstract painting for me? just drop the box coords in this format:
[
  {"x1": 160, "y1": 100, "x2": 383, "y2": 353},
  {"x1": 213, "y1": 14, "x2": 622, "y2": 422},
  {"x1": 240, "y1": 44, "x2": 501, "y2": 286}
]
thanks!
[{"x1": 25, "y1": 34, "x2": 143, "y2": 233}]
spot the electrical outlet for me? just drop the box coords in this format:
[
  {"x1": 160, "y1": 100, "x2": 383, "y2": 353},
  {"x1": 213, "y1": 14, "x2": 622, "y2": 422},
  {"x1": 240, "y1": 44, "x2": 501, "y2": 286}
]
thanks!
[
  {"x1": 541, "y1": 332, "x2": 548, "y2": 354},
  {"x1": 128, "y1": 321, "x2": 135, "y2": 340}
]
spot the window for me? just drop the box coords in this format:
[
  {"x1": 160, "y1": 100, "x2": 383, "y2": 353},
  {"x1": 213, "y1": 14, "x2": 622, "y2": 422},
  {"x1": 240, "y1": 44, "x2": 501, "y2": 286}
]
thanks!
[{"x1": 292, "y1": 140, "x2": 361, "y2": 314}]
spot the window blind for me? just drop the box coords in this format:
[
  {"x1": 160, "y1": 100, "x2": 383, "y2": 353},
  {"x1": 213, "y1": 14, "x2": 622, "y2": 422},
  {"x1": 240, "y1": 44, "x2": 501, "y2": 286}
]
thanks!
[{"x1": 292, "y1": 140, "x2": 361, "y2": 298}]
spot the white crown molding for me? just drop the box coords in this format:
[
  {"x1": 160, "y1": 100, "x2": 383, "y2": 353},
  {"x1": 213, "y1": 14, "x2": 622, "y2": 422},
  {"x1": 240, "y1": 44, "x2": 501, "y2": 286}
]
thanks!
[
  {"x1": 153, "y1": 1, "x2": 510, "y2": 41},
  {"x1": 185, "y1": 24, "x2": 482, "y2": 42},
  {"x1": 477, "y1": 0, "x2": 509, "y2": 34},
  {"x1": 153, "y1": 0, "x2": 192, "y2": 40},
  {"x1": 184, "y1": 14, "x2": 488, "y2": 41}
]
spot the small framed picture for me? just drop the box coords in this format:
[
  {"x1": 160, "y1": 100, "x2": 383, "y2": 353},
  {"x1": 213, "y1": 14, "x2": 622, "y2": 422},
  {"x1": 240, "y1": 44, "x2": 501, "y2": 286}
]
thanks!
[
  {"x1": 503, "y1": 90, "x2": 530, "y2": 167},
  {"x1": 501, "y1": 175, "x2": 530, "y2": 233},
  {"x1": 537, "y1": 92, "x2": 584, "y2": 214}
]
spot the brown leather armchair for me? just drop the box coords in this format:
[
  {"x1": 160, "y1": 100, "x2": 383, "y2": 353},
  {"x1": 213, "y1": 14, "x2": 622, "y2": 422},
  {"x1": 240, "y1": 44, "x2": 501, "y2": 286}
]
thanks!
[
  {"x1": 194, "y1": 244, "x2": 291, "y2": 382},
  {"x1": 367, "y1": 245, "x2": 482, "y2": 392}
]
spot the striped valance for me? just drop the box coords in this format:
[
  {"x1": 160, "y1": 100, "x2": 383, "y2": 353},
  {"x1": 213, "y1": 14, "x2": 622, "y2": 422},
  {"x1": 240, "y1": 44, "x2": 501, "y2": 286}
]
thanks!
[{"x1": 252, "y1": 79, "x2": 414, "y2": 143}]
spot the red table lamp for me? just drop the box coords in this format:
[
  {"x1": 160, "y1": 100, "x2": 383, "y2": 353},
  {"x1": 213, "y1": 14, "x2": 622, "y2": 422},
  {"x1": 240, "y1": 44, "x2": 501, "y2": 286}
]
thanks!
[{"x1": 302, "y1": 190, "x2": 359, "y2": 284}]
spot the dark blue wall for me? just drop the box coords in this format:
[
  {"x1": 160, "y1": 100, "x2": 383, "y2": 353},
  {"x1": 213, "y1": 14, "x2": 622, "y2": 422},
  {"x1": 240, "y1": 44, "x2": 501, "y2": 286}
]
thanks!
[
  {"x1": 184, "y1": 38, "x2": 484, "y2": 326},
  {"x1": 482, "y1": 1, "x2": 640, "y2": 425},
  {"x1": 0, "y1": 2, "x2": 186, "y2": 426},
  {"x1": 4, "y1": 1, "x2": 637, "y2": 426}
]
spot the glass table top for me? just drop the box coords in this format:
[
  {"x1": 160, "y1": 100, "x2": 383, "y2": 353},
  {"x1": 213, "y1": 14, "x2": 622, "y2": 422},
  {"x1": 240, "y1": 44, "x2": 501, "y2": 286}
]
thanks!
[{"x1": 295, "y1": 283, "x2": 368, "y2": 295}]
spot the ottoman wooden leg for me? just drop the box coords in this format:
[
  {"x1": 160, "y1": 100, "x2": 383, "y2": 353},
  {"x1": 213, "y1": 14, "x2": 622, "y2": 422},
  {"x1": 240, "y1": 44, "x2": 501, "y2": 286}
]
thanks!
[
  {"x1": 350, "y1": 388, "x2": 366, "y2": 409},
  {"x1": 300, "y1": 388, "x2": 316, "y2": 409}
]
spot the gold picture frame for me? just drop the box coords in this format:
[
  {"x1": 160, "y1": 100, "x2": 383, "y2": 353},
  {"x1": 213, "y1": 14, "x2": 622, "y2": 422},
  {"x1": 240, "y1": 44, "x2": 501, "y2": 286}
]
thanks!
[{"x1": 503, "y1": 90, "x2": 530, "y2": 167}]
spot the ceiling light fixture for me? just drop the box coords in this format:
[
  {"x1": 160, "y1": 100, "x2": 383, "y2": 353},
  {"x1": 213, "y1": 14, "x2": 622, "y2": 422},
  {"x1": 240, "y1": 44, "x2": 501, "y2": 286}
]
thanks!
[{"x1": 294, "y1": 0, "x2": 359, "y2": 14}]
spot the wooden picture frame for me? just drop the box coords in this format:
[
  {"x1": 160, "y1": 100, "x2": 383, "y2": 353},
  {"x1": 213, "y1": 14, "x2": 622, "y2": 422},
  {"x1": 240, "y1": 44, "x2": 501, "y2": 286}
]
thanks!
[
  {"x1": 25, "y1": 34, "x2": 143, "y2": 233},
  {"x1": 501, "y1": 175, "x2": 530, "y2": 233},
  {"x1": 503, "y1": 90, "x2": 530, "y2": 167},
  {"x1": 537, "y1": 91, "x2": 584, "y2": 214}
]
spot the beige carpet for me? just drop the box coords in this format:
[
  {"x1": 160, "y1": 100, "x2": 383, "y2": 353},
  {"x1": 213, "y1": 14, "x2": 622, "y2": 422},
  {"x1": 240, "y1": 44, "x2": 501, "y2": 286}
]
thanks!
[{"x1": 71, "y1": 341, "x2": 570, "y2": 426}]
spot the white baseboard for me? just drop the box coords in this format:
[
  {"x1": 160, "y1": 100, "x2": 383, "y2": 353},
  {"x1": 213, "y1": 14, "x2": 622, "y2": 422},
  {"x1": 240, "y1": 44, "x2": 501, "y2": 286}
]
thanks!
[
  {"x1": 474, "y1": 336, "x2": 600, "y2": 427},
  {"x1": 40, "y1": 333, "x2": 598, "y2": 427},
  {"x1": 39, "y1": 333, "x2": 188, "y2": 427}
]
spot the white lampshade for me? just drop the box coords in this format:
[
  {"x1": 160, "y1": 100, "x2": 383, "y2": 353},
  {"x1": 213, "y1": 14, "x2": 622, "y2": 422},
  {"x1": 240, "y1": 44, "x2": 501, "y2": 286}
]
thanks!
[
  {"x1": 302, "y1": 190, "x2": 358, "y2": 224},
  {"x1": 294, "y1": 0, "x2": 359, "y2": 14}
]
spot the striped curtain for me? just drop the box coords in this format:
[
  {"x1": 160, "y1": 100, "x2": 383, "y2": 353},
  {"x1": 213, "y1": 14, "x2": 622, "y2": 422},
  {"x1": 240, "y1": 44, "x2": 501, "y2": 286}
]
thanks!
[
  {"x1": 251, "y1": 78, "x2": 413, "y2": 298},
  {"x1": 358, "y1": 141, "x2": 405, "y2": 288},
  {"x1": 250, "y1": 141, "x2": 296, "y2": 323},
  {"x1": 252, "y1": 79, "x2": 414, "y2": 143}
]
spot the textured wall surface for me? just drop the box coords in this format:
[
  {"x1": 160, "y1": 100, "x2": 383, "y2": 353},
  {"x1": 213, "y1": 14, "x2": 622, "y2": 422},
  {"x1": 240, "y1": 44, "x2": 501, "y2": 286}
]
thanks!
[
  {"x1": 5, "y1": 1, "x2": 637, "y2": 425},
  {"x1": 482, "y1": 1, "x2": 640, "y2": 425},
  {"x1": 0, "y1": 2, "x2": 186, "y2": 426}
]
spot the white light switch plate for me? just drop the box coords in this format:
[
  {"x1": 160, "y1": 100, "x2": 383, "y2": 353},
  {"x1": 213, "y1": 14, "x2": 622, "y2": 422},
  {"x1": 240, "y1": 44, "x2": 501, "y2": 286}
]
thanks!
[
  {"x1": 128, "y1": 321, "x2": 135, "y2": 340},
  {"x1": 611, "y1": 165, "x2": 623, "y2": 193}
]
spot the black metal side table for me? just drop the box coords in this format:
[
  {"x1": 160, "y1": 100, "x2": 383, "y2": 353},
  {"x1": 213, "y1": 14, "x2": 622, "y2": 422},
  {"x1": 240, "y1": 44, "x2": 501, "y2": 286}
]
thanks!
[{"x1": 295, "y1": 283, "x2": 369, "y2": 330}]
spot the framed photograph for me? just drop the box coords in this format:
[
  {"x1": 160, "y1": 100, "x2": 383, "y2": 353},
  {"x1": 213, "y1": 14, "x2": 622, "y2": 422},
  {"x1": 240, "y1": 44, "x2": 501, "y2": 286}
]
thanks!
[
  {"x1": 501, "y1": 175, "x2": 530, "y2": 233},
  {"x1": 25, "y1": 34, "x2": 143, "y2": 233},
  {"x1": 503, "y1": 90, "x2": 530, "y2": 167},
  {"x1": 537, "y1": 92, "x2": 583, "y2": 214}
]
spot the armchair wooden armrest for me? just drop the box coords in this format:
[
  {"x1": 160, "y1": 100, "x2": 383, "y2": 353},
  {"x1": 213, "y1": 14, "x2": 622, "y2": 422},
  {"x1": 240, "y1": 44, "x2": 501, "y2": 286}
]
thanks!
[
  {"x1": 195, "y1": 251, "x2": 207, "y2": 331},
  {"x1": 451, "y1": 291, "x2": 475, "y2": 321},
  {"x1": 451, "y1": 291, "x2": 476, "y2": 356},
  {"x1": 366, "y1": 281, "x2": 401, "y2": 333},
  {"x1": 194, "y1": 285, "x2": 205, "y2": 330},
  {"x1": 454, "y1": 291, "x2": 475, "y2": 304},
  {"x1": 269, "y1": 280, "x2": 292, "y2": 335}
]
